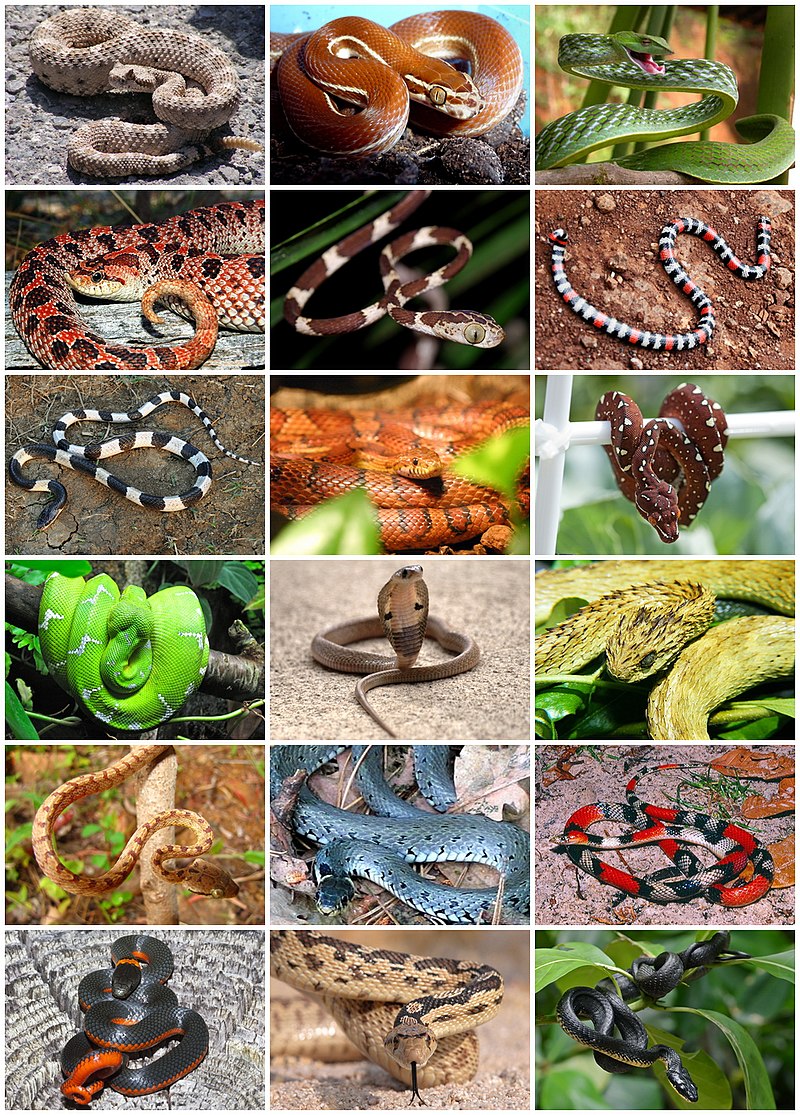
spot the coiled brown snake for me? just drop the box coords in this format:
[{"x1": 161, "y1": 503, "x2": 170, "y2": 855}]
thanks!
[
  {"x1": 311, "y1": 565, "x2": 479, "y2": 738},
  {"x1": 271, "y1": 11, "x2": 524, "y2": 156},
  {"x1": 32, "y1": 745, "x2": 239, "y2": 897}
]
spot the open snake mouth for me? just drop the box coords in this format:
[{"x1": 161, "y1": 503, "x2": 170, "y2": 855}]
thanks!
[{"x1": 625, "y1": 47, "x2": 666, "y2": 75}]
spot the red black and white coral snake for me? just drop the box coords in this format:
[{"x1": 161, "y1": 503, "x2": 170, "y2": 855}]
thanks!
[
  {"x1": 60, "y1": 935, "x2": 208, "y2": 1104},
  {"x1": 548, "y1": 216, "x2": 771, "y2": 351},
  {"x1": 554, "y1": 762, "x2": 775, "y2": 906}
]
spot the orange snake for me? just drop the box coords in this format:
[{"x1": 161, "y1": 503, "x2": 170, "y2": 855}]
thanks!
[
  {"x1": 271, "y1": 401, "x2": 530, "y2": 550},
  {"x1": 32, "y1": 745, "x2": 239, "y2": 898},
  {"x1": 271, "y1": 11, "x2": 524, "y2": 156}
]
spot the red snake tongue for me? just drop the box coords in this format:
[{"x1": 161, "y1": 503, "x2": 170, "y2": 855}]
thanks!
[{"x1": 627, "y1": 48, "x2": 666, "y2": 75}]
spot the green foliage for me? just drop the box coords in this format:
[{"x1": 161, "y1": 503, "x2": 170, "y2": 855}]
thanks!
[{"x1": 271, "y1": 489, "x2": 383, "y2": 556}]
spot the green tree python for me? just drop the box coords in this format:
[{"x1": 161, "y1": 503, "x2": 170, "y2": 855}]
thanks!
[
  {"x1": 38, "y1": 572, "x2": 209, "y2": 731},
  {"x1": 536, "y1": 32, "x2": 795, "y2": 183},
  {"x1": 535, "y1": 561, "x2": 795, "y2": 740}
]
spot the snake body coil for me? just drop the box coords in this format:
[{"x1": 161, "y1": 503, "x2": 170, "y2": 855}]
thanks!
[
  {"x1": 271, "y1": 745, "x2": 530, "y2": 923},
  {"x1": 549, "y1": 216, "x2": 771, "y2": 351},
  {"x1": 536, "y1": 31, "x2": 795, "y2": 183},
  {"x1": 272, "y1": 929, "x2": 504, "y2": 1103},
  {"x1": 38, "y1": 573, "x2": 209, "y2": 730},
  {"x1": 60, "y1": 935, "x2": 209, "y2": 1104}
]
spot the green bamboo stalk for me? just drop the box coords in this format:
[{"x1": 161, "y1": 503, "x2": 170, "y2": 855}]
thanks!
[
  {"x1": 699, "y1": 7, "x2": 719, "y2": 142},
  {"x1": 758, "y1": 6, "x2": 795, "y2": 184}
]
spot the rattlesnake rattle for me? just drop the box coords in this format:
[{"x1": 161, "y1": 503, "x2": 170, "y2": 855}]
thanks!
[
  {"x1": 311, "y1": 565, "x2": 479, "y2": 738},
  {"x1": 271, "y1": 930, "x2": 504, "y2": 1104},
  {"x1": 536, "y1": 561, "x2": 795, "y2": 739},
  {"x1": 32, "y1": 745, "x2": 239, "y2": 898}
]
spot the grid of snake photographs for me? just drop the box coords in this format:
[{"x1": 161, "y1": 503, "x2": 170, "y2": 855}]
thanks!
[
  {"x1": 534, "y1": 2, "x2": 797, "y2": 1112},
  {"x1": 4, "y1": 1, "x2": 268, "y2": 1111}
]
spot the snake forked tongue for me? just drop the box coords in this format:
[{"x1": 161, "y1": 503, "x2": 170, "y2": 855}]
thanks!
[{"x1": 378, "y1": 565, "x2": 430, "y2": 669}]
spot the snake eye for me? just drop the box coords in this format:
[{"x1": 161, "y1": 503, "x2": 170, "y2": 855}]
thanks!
[
  {"x1": 639, "y1": 652, "x2": 656, "y2": 670},
  {"x1": 429, "y1": 85, "x2": 447, "y2": 106},
  {"x1": 91, "y1": 272, "x2": 104, "y2": 283},
  {"x1": 464, "y1": 323, "x2": 486, "y2": 345}
]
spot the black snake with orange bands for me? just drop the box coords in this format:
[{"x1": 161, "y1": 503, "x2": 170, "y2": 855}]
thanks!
[
  {"x1": 60, "y1": 935, "x2": 208, "y2": 1104},
  {"x1": 553, "y1": 762, "x2": 774, "y2": 907}
]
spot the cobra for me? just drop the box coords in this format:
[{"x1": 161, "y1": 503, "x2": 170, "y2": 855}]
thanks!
[
  {"x1": 10, "y1": 390, "x2": 257, "y2": 529},
  {"x1": 535, "y1": 31, "x2": 795, "y2": 182},
  {"x1": 555, "y1": 932, "x2": 749, "y2": 1103},
  {"x1": 32, "y1": 744, "x2": 239, "y2": 898},
  {"x1": 272, "y1": 930, "x2": 505, "y2": 1104},
  {"x1": 535, "y1": 560, "x2": 795, "y2": 739},
  {"x1": 553, "y1": 761, "x2": 775, "y2": 906},
  {"x1": 284, "y1": 191, "x2": 504, "y2": 348},
  {"x1": 38, "y1": 572, "x2": 210, "y2": 731},
  {"x1": 311, "y1": 565, "x2": 479, "y2": 739},
  {"x1": 60, "y1": 935, "x2": 208, "y2": 1104},
  {"x1": 271, "y1": 745, "x2": 530, "y2": 923},
  {"x1": 596, "y1": 383, "x2": 727, "y2": 543},
  {"x1": 548, "y1": 216, "x2": 771, "y2": 351},
  {"x1": 272, "y1": 11, "x2": 523, "y2": 156}
]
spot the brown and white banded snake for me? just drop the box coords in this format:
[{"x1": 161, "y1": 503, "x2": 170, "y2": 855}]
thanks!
[
  {"x1": 283, "y1": 190, "x2": 505, "y2": 348},
  {"x1": 271, "y1": 11, "x2": 524, "y2": 156},
  {"x1": 271, "y1": 930, "x2": 504, "y2": 1104},
  {"x1": 32, "y1": 745, "x2": 239, "y2": 898}
]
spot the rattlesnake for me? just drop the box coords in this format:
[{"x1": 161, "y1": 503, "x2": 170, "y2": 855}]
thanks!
[
  {"x1": 9, "y1": 199, "x2": 265, "y2": 370},
  {"x1": 29, "y1": 8, "x2": 263, "y2": 178}
]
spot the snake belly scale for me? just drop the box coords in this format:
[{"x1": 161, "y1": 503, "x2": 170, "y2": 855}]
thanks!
[
  {"x1": 10, "y1": 390, "x2": 257, "y2": 529},
  {"x1": 271, "y1": 745, "x2": 530, "y2": 923},
  {"x1": 271, "y1": 930, "x2": 504, "y2": 1103},
  {"x1": 33, "y1": 745, "x2": 239, "y2": 898}
]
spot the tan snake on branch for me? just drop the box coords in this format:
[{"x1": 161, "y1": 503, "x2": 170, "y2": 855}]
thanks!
[
  {"x1": 32, "y1": 745, "x2": 239, "y2": 898},
  {"x1": 535, "y1": 561, "x2": 795, "y2": 740}
]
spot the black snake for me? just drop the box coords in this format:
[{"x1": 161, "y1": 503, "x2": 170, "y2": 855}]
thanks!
[{"x1": 9, "y1": 390, "x2": 257, "y2": 528}]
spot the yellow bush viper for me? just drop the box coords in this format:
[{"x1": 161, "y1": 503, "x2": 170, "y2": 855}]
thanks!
[{"x1": 535, "y1": 560, "x2": 795, "y2": 740}]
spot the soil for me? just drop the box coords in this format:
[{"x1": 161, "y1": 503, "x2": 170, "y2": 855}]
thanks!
[
  {"x1": 535, "y1": 744, "x2": 795, "y2": 926},
  {"x1": 534, "y1": 188, "x2": 795, "y2": 371},
  {"x1": 6, "y1": 373, "x2": 265, "y2": 556}
]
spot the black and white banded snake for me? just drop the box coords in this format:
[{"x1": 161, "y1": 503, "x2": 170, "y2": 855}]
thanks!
[
  {"x1": 9, "y1": 390, "x2": 257, "y2": 528},
  {"x1": 555, "y1": 932, "x2": 750, "y2": 1103},
  {"x1": 270, "y1": 745, "x2": 530, "y2": 924}
]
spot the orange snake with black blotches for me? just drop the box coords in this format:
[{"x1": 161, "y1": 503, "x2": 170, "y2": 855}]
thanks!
[
  {"x1": 271, "y1": 401, "x2": 530, "y2": 550},
  {"x1": 32, "y1": 744, "x2": 239, "y2": 898}
]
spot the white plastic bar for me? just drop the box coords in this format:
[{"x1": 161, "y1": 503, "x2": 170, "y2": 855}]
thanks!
[
  {"x1": 534, "y1": 375, "x2": 573, "y2": 554},
  {"x1": 536, "y1": 410, "x2": 795, "y2": 453}
]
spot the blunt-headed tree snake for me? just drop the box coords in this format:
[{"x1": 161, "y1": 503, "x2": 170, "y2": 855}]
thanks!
[
  {"x1": 60, "y1": 935, "x2": 208, "y2": 1104},
  {"x1": 32, "y1": 745, "x2": 239, "y2": 899}
]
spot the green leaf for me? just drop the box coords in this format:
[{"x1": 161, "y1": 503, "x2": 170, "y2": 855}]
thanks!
[
  {"x1": 644, "y1": 1022, "x2": 731, "y2": 1109},
  {"x1": 171, "y1": 560, "x2": 226, "y2": 588},
  {"x1": 4, "y1": 681, "x2": 39, "y2": 740},
  {"x1": 271, "y1": 490, "x2": 382, "y2": 555},
  {"x1": 216, "y1": 563, "x2": 261, "y2": 605},
  {"x1": 8, "y1": 559, "x2": 93, "y2": 581},
  {"x1": 745, "y1": 950, "x2": 795, "y2": 983},
  {"x1": 674, "y1": 1007, "x2": 775, "y2": 1109},
  {"x1": 450, "y1": 425, "x2": 530, "y2": 503},
  {"x1": 538, "y1": 1066, "x2": 609, "y2": 1109},
  {"x1": 535, "y1": 944, "x2": 626, "y2": 992}
]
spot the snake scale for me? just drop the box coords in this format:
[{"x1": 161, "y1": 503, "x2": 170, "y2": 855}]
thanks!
[
  {"x1": 30, "y1": 8, "x2": 262, "y2": 178},
  {"x1": 10, "y1": 199, "x2": 265, "y2": 370},
  {"x1": 60, "y1": 935, "x2": 209, "y2": 1104},
  {"x1": 555, "y1": 932, "x2": 749, "y2": 1103},
  {"x1": 536, "y1": 31, "x2": 795, "y2": 183},
  {"x1": 10, "y1": 390, "x2": 257, "y2": 529},
  {"x1": 33, "y1": 745, "x2": 239, "y2": 898},
  {"x1": 554, "y1": 760, "x2": 775, "y2": 907},
  {"x1": 271, "y1": 10, "x2": 523, "y2": 156},
  {"x1": 37, "y1": 572, "x2": 210, "y2": 731},
  {"x1": 535, "y1": 561, "x2": 795, "y2": 740},
  {"x1": 271, "y1": 745, "x2": 530, "y2": 924},
  {"x1": 272, "y1": 401, "x2": 529, "y2": 550},
  {"x1": 549, "y1": 216, "x2": 771, "y2": 351},
  {"x1": 272, "y1": 930, "x2": 504, "y2": 1103}
]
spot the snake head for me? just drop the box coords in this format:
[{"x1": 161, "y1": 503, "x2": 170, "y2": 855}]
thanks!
[
  {"x1": 660, "y1": 1054, "x2": 699, "y2": 1103},
  {"x1": 634, "y1": 480, "x2": 680, "y2": 543},
  {"x1": 184, "y1": 859, "x2": 240, "y2": 898}
]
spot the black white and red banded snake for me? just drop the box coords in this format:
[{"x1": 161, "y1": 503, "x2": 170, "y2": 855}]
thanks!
[
  {"x1": 555, "y1": 931, "x2": 749, "y2": 1103},
  {"x1": 596, "y1": 382, "x2": 727, "y2": 542},
  {"x1": 10, "y1": 390, "x2": 257, "y2": 529},
  {"x1": 548, "y1": 215, "x2": 771, "y2": 350},
  {"x1": 60, "y1": 935, "x2": 208, "y2": 1104},
  {"x1": 271, "y1": 11, "x2": 523, "y2": 156},
  {"x1": 283, "y1": 190, "x2": 505, "y2": 348},
  {"x1": 553, "y1": 762, "x2": 775, "y2": 906}
]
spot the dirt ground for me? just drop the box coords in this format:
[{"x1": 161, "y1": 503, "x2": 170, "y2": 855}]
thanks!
[
  {"x1": 6, "y1": 373, "x2": 265, "y2": 555},
  {"x1": 534, "y1": 188, "x2": 795, "y2": 370},
  {"x1": 270, "y1": 928, "x2": 530, "y2": 1110},
  {"x1": 535, "y1": 744, "x2": 794, "y2": 926}
]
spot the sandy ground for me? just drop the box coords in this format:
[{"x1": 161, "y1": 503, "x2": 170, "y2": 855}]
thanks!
[{"x1": 270, "y1": 928, "x2": 530, "y2": 1110}]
